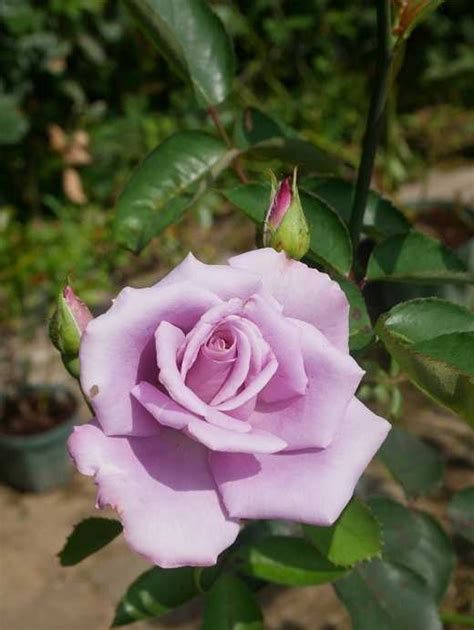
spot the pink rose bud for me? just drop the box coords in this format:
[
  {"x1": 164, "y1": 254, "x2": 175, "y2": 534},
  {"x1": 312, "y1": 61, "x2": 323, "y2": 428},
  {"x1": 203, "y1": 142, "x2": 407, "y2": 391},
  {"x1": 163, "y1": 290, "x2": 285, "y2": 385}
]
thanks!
[
  {"x1": 263, "y1": 168, "x2": 310, "y2": 260},
  {"x1": 49, "y1": 283, "x2": 93, "y2": 378}
]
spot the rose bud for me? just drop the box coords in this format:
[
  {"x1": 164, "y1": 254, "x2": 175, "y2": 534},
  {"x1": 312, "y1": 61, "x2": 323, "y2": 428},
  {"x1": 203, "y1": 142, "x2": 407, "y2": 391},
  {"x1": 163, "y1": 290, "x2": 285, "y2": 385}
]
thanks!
[
  {"x1": 263, "y1": 168, "x2": 310, "y2": 260},
  {"x1": 49, "y1": 283, "x2": 93, "y2": 378}
]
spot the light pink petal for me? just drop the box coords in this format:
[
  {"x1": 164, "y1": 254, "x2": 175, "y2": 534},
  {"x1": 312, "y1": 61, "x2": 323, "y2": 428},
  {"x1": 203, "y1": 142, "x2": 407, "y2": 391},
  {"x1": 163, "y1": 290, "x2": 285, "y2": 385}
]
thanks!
[
  {"x1": 185, "y1": 349, "x2": 235, "y2": 404},
  {"x1": 211, "y1": 398, "x2": 391, "y2": 525},
  {"x1": 80, "y1": 283, "x2": 221, "y2": 436},
  {"x1": 242, "y1": 294, "x2": 308, "y2": 403},
  {"x1": 186, "y1": 420, "x2": 286, "y2": 454},
  {"x1": 251, "y1": 320, "x2": 363, "y2": 449},
  {"x1": 155, "y1": 323, "x2": 250, "y2": 433},
  {"x1": 159, "y1": 252, "x2": 263, "y2": 301},
  {"x1": 68, "y1": 422, "x2": 240, "y2": 568},
  {"x1": 180, "y1": 299, "x2": 242, "y2": 379},
  {"x1": 133, "y1": 381, "x2": 249, "y2": 435},
  {"x1": 210, "y1": 329, "x2": 251, "y2": 405},
  {"x1": 156, "y1": 321, "x2": 208, "y2": 416},
  {"x1": 230, "y1": 248, "x2": 349, "y2": 352},
  {"x1": 131, "y1": 382, "x2": 198, "y2": 429},
  {"x1": 216, "y1": 357, "x2": 278, "y2": 412}
]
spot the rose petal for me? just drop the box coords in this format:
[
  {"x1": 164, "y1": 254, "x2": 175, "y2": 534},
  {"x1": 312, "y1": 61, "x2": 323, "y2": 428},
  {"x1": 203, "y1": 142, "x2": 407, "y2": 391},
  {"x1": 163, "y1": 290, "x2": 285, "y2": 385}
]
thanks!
[
  {"x1": 155, "y1": 324, "x2": 250, "y2": 433},
  {"x1": 159, "y1": 252, "x2": 263, "y2": 301},
  {"x1": 242, "y1": 294, "x2": 308, "y2": 403},
  {"x1": 80, "y1": 283, "x2": 221, "y2": 436},
  {"x1": 131, "y1": 382, "x2": 198, "y2": 429},
  {"x1": 68, "y1": 422, "x2": 240, "y2": 568},
  {"x1": 133, "y1": 381, "x2": 250, "y2": 436},
  {"x1": 156, "y1": 321, "x2": 208, "y2": 416},
  {"x1": 250, "y1": 320, "x2": 363, "y2": 449},
  {"x1": 186, "y1": 420, "x2": 286, "y2": 454},
  {"x1": 230, "y1": 248, "x2": 349, "y2": 352},
  {"x1": 211, "y1": 398, "x2": 391, "y2": 525}
]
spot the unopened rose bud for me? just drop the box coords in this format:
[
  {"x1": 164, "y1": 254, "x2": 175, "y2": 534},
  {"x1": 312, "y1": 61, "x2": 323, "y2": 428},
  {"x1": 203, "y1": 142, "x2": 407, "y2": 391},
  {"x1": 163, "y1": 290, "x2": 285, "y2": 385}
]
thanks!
[
  {"x1": 263, "y1": 169, "x2": 310, "y2": 260},
  {"x1": 49, "y1": 283, "x2": 93, "y2": 378}
]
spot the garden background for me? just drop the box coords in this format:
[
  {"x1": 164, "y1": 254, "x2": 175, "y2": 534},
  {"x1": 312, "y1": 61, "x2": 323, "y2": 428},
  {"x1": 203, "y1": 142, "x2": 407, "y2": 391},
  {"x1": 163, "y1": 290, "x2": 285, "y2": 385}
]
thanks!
[{"x1": 0, "y1": 0, "x2": 473, "y2": 628}]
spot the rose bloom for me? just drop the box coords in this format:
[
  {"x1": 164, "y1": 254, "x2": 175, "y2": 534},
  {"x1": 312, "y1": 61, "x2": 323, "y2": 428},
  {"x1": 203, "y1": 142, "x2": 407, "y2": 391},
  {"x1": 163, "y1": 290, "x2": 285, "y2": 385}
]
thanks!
[{"x1": 69, "y1": 248, "x2": 390, "y2": 568}]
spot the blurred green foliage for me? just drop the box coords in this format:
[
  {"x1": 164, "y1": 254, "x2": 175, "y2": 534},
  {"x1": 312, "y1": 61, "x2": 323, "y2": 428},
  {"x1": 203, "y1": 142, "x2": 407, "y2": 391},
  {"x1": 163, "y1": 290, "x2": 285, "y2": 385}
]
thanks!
[{"x1": 1, "y1": 0, "x2": 473, "y2": 326}]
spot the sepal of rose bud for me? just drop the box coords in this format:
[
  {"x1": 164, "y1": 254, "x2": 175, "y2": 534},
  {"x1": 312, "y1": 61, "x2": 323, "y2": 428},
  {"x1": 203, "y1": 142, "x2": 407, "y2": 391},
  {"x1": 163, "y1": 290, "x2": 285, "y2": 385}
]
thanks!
[
  {"x1": 263, "y1": 168, "x2": 310, "y2": 260},
  {"x1": 49, "y1": 282, "x2": 93, "y2": 378}
]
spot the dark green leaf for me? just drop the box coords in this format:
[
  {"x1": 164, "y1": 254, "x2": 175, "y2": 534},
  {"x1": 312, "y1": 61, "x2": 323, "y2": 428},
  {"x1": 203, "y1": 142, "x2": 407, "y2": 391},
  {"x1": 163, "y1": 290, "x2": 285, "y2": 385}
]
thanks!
[
  {"x1": 202, "y1": 573, "x2": 264, "y2": 630},
  {"x1": 58, "y1": 518, "x2": 122, "y2": 567},
  {"x1": 303, "y1": 499, "x2": 382, "y2": 567},
  {"x1": 366, "y1": 230, "x2": 472, "y2": 284},
  {"x1": 237, "y1": 535, "x2": 346, "y2": 586},
  {"x1": 448, "y1": 487, "x2": 474, "y2": 544},
  {"x1": 234, "y1": 107, "x2": 285, "y2": 149},
  {"x1": 375, "y1": 298, "x2": 474, "y2": 424},
  {"x1": 335, "y1": 559, "x2": 442, "y2": 630},
  {"x1": 369, "y1": 498, "x2": 455, "y2": 602},
  {"x1": 304, "y1": 177, "x2": 409, "y2": 239},
  {"x1": 112, "y1": 566, "x2": 196, "y2": 626},
  {"x1": 378, "y1": 426, "x2": 443, "y2": 497},
  {"x1": 335, "y1": 276, "x2": 374, "y2": 352},
  {"x1": 249, "y1": 137, "x2": 341, "y2": 174},
  {"x1": 114, "y1": 131, "x2": 228, "y2": 252},
  {"x1": 224, "y1": 184, "x2": 352, "y2": 274},
  {"x1": 123, "y1": 0, "x2": 234, "y2": 105}
]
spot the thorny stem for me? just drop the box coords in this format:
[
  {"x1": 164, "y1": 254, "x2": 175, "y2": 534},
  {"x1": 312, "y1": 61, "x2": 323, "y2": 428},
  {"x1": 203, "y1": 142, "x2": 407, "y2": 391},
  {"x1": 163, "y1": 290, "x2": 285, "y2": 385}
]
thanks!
[
  {"x1": 207, "y1": 106, "x2": 248, "y2": 184},
  {"x1": 349, "y1": 0, "x2": 393, "y2": 253}
]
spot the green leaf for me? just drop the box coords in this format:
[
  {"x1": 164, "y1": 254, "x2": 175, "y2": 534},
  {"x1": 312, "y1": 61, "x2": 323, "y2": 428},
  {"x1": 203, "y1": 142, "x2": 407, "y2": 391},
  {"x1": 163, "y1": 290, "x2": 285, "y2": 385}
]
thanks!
[
  {"x1": 303, "y1": 499, "x2": 382, "y2": 567},
  {"x1": 58, "y1": 518, "x2": 122, "y2": 567},
  {"x1": 378, "y1": 426, "x2": 443, "y2": 497},
  {"x1": 448, "y1": 487, "x2": 474, "y2": 544},
  {"x1": 123, "y1": 0, "x2": 234, "y2": 106},
  {"x1": 369, "y1": 498, "x2": 455, "y2": 603},
  {"x1": 224, "y1": 184, "x2": 352, "y2": 274},
  {"x1": 237, "y1": 536, "x2": 346, "y2": 586},
  {"x1": 335, "y1": 276, "x2": 374, "y2": 352},
  {"x1": 304, "y1": 177, "x2": 409, "y2": 239},
  {"x1": 249, "y1": 137, "x2": 340, "y2": 175},
  {"x1": 375, "y1": 298, "x2": 474, "y2": 424},
  {"x1": 366, "y1": 230, "x2": 472, "y2": 284},
  {"x1": 202, "y1": 573, "x2": 264, "y2": 630},
  {"x1": 335, "y1": 559, "x2": 442, "y2": 630},
  {"x1": 234, "y1": 107, "x2": 286, "y2": 149},
  {"x1": 114, "y1": 131, "x2": 228, "y2": 252},
  {"x1": 112, "y1": 566, "x2": 197, "y2": 626}
]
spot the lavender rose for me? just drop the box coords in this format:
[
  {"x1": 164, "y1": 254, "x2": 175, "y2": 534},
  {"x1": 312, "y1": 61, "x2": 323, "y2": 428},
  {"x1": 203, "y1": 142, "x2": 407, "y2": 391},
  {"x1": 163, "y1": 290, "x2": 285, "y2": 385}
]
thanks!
[{"x1": 69, "y1": 248, "x2": 390, "y2": 568}]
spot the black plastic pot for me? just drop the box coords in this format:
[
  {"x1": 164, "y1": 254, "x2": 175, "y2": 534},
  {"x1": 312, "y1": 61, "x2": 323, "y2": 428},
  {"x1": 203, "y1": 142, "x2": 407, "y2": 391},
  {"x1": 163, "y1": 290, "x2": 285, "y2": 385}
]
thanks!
[{"x1": 0, "y1": 385, "x2": 78, "y2": 492}]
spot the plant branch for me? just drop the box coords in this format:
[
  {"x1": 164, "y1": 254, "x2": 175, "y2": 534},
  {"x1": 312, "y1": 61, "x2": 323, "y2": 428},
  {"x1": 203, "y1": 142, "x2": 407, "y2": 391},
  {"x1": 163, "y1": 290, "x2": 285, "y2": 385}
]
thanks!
[
  {"x1": 349, "y1": 0, "x2": 393, "y2": 251},
  {"x1": 207, "y1": 106, "x2": 248, "y2": 184}
]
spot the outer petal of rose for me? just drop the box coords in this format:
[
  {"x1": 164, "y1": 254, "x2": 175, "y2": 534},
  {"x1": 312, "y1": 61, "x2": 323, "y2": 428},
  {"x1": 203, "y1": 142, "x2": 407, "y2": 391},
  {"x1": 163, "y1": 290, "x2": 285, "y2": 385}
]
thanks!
[
  {"x1": 210, "y1": 398, "x2": 391, "y2": 525},
  {"x1": 229, "y1": 248, "x2": 349, "y2": 352},
  {"x1": 186, "y1": 419, "x2": 286, "y2": 454},
  {"x1": 242, "y1": 294, "x2": 308, "y2": 403},
  {"x1": 250, "y1": 320, "x2": 363, "y2": 449},
  {"x1": 158, "y1": 252, "x2": 263, "y2": 301},
  {"x1": 68, "y1": 422, "x2": 240, "y2": 568},
  {"x1": 80, "y1": 283, "x2": 221, "y2": 436}
]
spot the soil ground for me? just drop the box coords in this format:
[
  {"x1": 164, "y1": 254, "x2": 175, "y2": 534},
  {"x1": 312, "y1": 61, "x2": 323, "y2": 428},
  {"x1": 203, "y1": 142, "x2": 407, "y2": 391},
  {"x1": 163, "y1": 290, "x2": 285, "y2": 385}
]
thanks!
[{"x1": 1, "y1": 165, "x2": 473, "y2": 630}]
